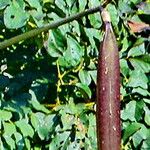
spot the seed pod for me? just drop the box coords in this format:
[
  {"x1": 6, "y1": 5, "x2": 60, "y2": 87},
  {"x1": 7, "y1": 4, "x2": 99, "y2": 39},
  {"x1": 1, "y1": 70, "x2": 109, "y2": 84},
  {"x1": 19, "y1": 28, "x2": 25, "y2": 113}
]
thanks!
[{"x1": 96, "y1": 9, "x2": 121, "y2": 150}]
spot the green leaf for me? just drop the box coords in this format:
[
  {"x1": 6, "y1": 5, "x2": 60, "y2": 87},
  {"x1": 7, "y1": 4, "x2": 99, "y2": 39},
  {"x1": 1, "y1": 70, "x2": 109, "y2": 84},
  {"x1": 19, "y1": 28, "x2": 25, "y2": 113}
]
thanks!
[
  {"x1": 31, "y1": 112, "x2": 57, "y2": 140},
  {"x1": 135, "y1": 100, "x2": 144, "y2": 121},
  {"x1": 0, "y1": 110, "x2": 12, "y2": 121},
  {"x1": 29, "y1": 90, "x2": 50, "y2": 113},
  {"x1": 3, "y1": 122, "x2": 16, "y2": 136},
  {"x1": 142, "y1": 138, "x2": 150, "y2": 149},
  {"x1": 89, "y1": 70, "x2": 97, "y2": 84},
  {"x1": 127, "y1": 43, "x2": 145, "y2": 57},
  {"x1": 25, "y1": 138, "x2": 31, "y2": 150},
  {"x1": 79, "y1": 70, "x2": 91, "y2": 85},
  {"x1": 0, "y1": 0, "x2": 11, "y2": 9},
  {"x1": 14, "y1": 132, "x2": 24, "y2": 149},
  {"x1": 49, "y1": 132, "x2": 70, "y2": 150},
  {"x1": 144, "y1": 106, "x2": 150, "y2": 126},
  {"x1": 132, "y1": 87, "x2": 150, "y2": 96},
  {"x1": 25, "y1": 0, "x2": 44, "y2": 26},
  {"x1": 88, "y1": 0, "x2": 102, "y2": 28},
  {"x1": 107, "y1": 4, "x2": 119, "y2": 29},
  {"x1": 120, "y1": 37, "x2": 129, "y2": 52},
  {"x1": 118, "y1": 0, "x2": 132, "y2": 14},
  {"x1": 84, "y1": 28, "x2": 102, "y2": 49},
  {"x1": 129, "y1": 55, "x2": 150, "y2": 73},
  {"x1": 76, "y1": 83, "x2": 92, "y2": 99},
  {"x1": 132, "y1": 124, "x2": 148, "y2": 147},
  {"x1": 3, "y1": 135, "x2": 16, "y2": 149},
  {"x1": 121, "y1": 101, "x2": 136, "y2": 121},
  {"x1": 58, "y1": 36, "x2": 84, "y2": 68},
  {"x1": 15, "y1": 119, "x2": 34, "y2": 138},
  {"x1": 46, "y1": 29, "x2": 66, "y2": 57},
  {"x1": 120, "y1": 59, "x2": 129, "y2": 77},
  {"x1": 127, "y1": 70, "x2": 148, "y2": 89},
  {"x1": 30, "y1": 113, "x2": 40, "y2": 130},
  {"x1": 143, "y1": 98, "x2": 150, "y2": 104},
  {"x1": 87, "y1": 114, "x2": 96, "y2": 137},
  {"x1": 78, "y1": 0, "x2": 87, "y2": 11},
  {"x1": 4, "y1": 1, "x2": 29, "y2": 29},
  {"x1": 61, "y1": 112, "x2": 75, "y2": 130},
  {"x1": 123, "y1": 122, "x2": 142, "y2": 143},
  {"x1": 137, "y1": 2, "x2": 150, "y2": 15},
  {"x1": 88, "y1": 13, "x2": 102, "y2": 28}
]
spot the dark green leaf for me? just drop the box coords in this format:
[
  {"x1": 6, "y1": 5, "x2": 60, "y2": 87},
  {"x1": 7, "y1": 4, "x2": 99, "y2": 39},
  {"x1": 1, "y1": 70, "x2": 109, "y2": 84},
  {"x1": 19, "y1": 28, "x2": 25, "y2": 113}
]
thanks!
[{"x1": 76, "y1": 83, "x2": 92, "y2": 99}]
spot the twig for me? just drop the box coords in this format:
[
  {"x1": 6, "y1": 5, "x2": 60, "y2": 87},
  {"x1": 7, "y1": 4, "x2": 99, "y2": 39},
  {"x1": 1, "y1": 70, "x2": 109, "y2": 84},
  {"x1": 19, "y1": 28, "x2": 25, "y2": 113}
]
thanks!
[{"x1": 0, "y1": 6, "x2": 103, "y2": 49}]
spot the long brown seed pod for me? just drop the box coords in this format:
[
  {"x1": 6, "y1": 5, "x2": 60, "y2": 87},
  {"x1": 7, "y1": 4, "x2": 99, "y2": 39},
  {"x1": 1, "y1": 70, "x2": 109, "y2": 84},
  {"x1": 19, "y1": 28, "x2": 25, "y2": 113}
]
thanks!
[{"x1": 96, "y1": 9, "x2": 121, "y2": 150}]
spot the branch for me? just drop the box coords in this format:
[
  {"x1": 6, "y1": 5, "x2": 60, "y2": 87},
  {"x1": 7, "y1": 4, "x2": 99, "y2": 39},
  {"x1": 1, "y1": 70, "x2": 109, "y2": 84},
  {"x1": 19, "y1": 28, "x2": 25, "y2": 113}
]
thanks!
[{"x1": 0, "y1": 6, "x2": 103, "y2": 50}]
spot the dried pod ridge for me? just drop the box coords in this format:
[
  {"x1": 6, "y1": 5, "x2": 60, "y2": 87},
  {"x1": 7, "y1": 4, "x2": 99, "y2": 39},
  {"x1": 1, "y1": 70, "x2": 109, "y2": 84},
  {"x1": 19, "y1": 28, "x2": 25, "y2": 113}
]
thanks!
[{"x1": 96, "y1": 10, "x2": 121, "y2": 150}]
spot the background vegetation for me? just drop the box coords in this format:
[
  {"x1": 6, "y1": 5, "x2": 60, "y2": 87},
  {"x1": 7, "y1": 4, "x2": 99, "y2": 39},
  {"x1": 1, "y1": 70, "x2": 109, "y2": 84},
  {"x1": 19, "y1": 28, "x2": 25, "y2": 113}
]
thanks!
[{"x1": 0, "y1": 0, "x2": 150, "y2": 149}]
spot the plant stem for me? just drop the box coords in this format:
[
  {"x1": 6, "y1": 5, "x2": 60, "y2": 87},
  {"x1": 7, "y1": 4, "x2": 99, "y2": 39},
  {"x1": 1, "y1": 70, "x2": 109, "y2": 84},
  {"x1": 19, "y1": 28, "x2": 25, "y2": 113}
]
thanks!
[{"x1": 0, "y1": 6, "x2": 102, "y2": 50}]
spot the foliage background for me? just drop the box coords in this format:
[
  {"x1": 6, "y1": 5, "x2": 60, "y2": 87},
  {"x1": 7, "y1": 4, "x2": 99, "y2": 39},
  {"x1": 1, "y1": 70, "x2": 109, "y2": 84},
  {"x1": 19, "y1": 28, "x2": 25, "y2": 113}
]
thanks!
[{"x1": 0, "y1": 0, "x2": 150, "y2": 149}]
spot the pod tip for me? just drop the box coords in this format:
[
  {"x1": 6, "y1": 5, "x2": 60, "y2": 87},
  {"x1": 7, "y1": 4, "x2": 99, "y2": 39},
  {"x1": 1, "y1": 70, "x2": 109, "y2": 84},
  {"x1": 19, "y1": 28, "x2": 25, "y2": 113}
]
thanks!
[{"x1": 101, "y1": 9, "x2": 111, "y2": 23}]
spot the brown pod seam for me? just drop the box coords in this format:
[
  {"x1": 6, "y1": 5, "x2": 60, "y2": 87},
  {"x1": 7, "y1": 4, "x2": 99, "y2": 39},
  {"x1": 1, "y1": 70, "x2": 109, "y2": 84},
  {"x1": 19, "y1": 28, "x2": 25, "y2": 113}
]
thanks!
[{"x1": 96, "y1": 10, "x2": 121, "y2": 150}]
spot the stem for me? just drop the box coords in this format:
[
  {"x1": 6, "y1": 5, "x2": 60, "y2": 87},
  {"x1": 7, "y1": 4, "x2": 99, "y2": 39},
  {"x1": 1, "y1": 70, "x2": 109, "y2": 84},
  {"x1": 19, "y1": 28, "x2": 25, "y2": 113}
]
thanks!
[{"x1": 0, "y1": 6, "x2": 102, "y2": 50}]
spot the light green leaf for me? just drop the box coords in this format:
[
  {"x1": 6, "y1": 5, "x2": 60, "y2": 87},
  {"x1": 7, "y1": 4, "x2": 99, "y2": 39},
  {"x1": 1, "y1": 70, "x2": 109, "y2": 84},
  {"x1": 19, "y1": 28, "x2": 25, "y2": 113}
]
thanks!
[
  {"x1": 129, "y1": 55, "x2": 150, "y2": 73},
  {"x1": 4, "y1": 1, "x2": 29, "y2": 29},
  {"x1": 25, "y1": 138, "x2": 31, "y2": 150},
  {"x1": 79, "y1": 70, "x2": 91, "y2": 85},
  {"x1": 15, "y1": 119, "x2": 34, "y2": 138},
  {"x1": 120, "y1": 37, "x2": 129, "y2": 52},
  {"x1": 49, "y1": 132, "x2": 70, "y2": 150},
  {"x1": 107, "y1": 4, "x2": 119, "y2": 29},
  {"x1": 89, "y1": 70, "x2": 97, "y2": 84},
  {"x1": 120, "y1": 59, "x2": 129, "y2": 77},
  {"x1": 143, "y1": 98, "x2": 150, "y2": 104},
  {"x1": 128, "y1": 43, "x2": 145, "y2": 57},
  {"x1": 88, "y1": 0, "x2": 102, "y2": 28},
  {"x1": 3, "y1": 122, "x2": 16, "y2": 136},
  {"x1": 121, "y1": 101, "x2": 136, "y2": 121},
  {"x1": 0, "y1": 110, "x2": 12, "y2": 121},
  {"x1": 32, "y1": 112, "x2": 56, "y2": 140},
  {"x1": 30, "y1": 113, "x2": 40, "y2": 130},
  {"x1": 127, "y1": 70, "x2": 148, "y2": 89},
  {"x1": 144, "y1": 106, "x2": 150, "y2": 126},
  {"x1": 118, "y1": 0, "x2": 132, "y2": 14},
  {"x1": 58, "y1": 36, "x2": 84, "y2": 68},
  {"x1": 88, "y1": 13, "x2": 102, "y2": 28},
  {"x1": 0, "y1": 0, "x2": 11, "y2": 9},
  {"x1": 142, "y1": 138, "x2": 150, "y2": 149},
  {"x1": 78, "y1": 0, "x2": 87, "y2": 11},
  {"x1": 132, "y1": 87, "x2": 150, "y2": 96}
]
